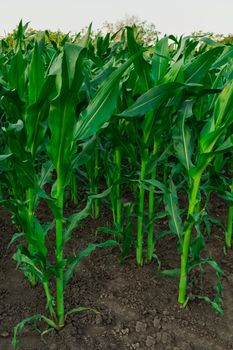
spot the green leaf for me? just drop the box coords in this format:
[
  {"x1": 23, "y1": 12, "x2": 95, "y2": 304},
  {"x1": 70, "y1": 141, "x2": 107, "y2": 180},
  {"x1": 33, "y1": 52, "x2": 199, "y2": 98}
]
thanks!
[
  {"x1": 198, "y1": 81, "x2": 233, "y2": 157},
  {"x1": 7, "y1": 232, "x2": 24, "y2": 249},
  {"x1": 207, "y1": 260, "x2": 223, "y2": 275},
  {"x1": 214, "y1": 80, "x2": 233, "y2": 127},
  {"x1": 143, "y1": 179, "x2": 168, "y2": 194},
  {"x1": 65, "y1": 306, "x2": 98, "y2": 319},
  {"x1": 164, "y1": 180, "x2": 183, "y2": 242},
  {"x1": 160, "y1": 268, "x2": 180, "y2": 277},
  {"x1": 64, "y1": 240, "x2": 118, "y2": 286},
  {"x1": 28, "y1": 42, "x2": 45, "y2": 105},
  {"x1": 189, "y1": 153, "x2": 214, "y2": 178},
  {"x1": 215, "y1": 135, "x2": 233, "y2": 153},
  {"x1": 38, "y1": 189, "x2": 62, "y2": 219},
  {"x1": 184, "y1": 47, "x2": 223, "y2": 84},
  {"x1": 47, "y1": 95, "x2": 76, "y2": 186},
  {"x1": 47, "y1": 44, "x2": 86, "y2": 188},
  {"x1": 127, "y1": 27, "x2": 152, "y2": 91},
  {"x1": 173, "y1": 100, "x2": 194, "y2": 171},
  {"x1": 162, "y1": 57, "x2": 184, "y2": 83},
  {"x1": 38, "y1": 161, "x2": 54, "y2": 188},
  {"x1": 97, "y1": 227, "x2": 117, "y2": 236},
  {"x1": 26, "y1": 76, "x2": 55, "y2": 156},
  {"x1": 13, "y1": 246, "x2": 44, "y2": 282},
  {"x1": 190, "y1": 233, "x2": 205, "y2": 260},
  {"x1": 64, "y1": 43, "x2": 85, "y2": 88},
  {"x1": 119, "y1": 82, "x2": 182, "y2": 118},
  {"x1": 0, "y1": 154, "x2": 12, "y2": 160},
  {"x1": 200, "y1": 125, "x2": 225, "y2": 154},
  {"x1": 64, "y1": 187, "x2": 112, "y2": 243},
  {"x1": 152, "y1": 37, "x2": 169, "y2": 83},
  {"x1": 74, "y1": 53, "x2": 139, "y2": 141},
  {"x1": 193, "y1": 295, "x2": 223, "y2": 315},
  {"x1": 12, "y1": 159, "x2": 36, "y2": 189},
  {"x1": 211, "y1": 45, "x2": 233, "y2": 69},
  {"x1": 88, "y1": 187, "x2": 112, "y2": 199},
  {"x1": 12, "y1": 314, "x2": 57, "y2": 349},
  {"x1": 8, "y1": 49, "x2": 26, "y2": 101},
  {"x1": 72, "y1": 136, "x2": 97, "y2": 168},
  {"x1": 64, "y1": 200, "x2": 91, "y2": 243}
]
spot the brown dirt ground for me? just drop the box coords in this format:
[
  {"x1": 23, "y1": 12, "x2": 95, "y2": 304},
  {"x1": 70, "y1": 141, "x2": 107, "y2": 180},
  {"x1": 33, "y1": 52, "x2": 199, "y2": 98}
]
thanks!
[{"x1": 0, "y1": 194, "x2": 233, "y2": 350}]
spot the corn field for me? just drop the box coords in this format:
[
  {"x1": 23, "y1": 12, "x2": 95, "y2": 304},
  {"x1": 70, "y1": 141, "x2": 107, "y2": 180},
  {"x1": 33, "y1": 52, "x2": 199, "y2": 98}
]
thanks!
[{"x1": 0, "y1": 22, "x2": 233, "y2": 348}]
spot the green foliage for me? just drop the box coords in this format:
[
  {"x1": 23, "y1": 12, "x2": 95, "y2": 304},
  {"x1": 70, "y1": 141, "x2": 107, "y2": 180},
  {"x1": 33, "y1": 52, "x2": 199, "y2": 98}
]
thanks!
[{"x1": 0, "y1": 21, "x2": 232, "y2": 347}]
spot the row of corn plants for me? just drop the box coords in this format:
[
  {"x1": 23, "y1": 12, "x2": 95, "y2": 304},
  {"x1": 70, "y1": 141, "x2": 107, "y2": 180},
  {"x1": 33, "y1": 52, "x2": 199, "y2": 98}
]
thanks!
[{"x1": 0, "y1": 22, "x2": 232, "y2": 347}]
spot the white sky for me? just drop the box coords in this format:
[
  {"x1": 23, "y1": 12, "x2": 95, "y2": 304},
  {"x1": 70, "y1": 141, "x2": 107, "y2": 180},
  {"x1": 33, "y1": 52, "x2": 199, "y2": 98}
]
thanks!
[{"x1": 0, "y1": 0, "x2": 232, "y2": 36}]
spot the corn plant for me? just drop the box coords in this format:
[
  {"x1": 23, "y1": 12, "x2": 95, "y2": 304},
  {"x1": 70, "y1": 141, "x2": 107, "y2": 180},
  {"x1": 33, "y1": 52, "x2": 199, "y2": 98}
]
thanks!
[
  {"x1": 179, "y1": 81, "x2": 233, "y2": 306},
  {"x1": 0, "y1": 37, "x2": 139, "y2": 346}
]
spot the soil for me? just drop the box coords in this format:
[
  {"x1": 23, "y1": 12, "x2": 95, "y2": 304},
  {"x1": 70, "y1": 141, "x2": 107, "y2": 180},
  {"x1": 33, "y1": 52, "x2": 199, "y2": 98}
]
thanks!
[{"x1": 0, "y1": 194, "x2": 233, "y2": 350}]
